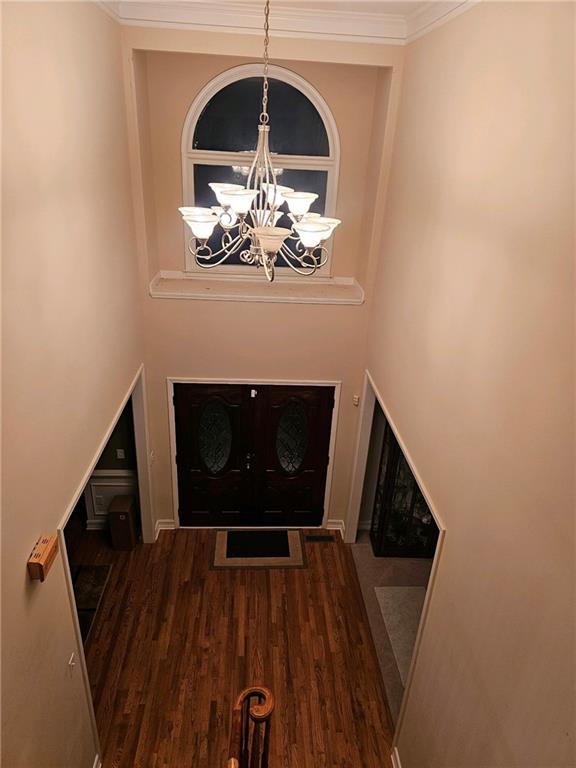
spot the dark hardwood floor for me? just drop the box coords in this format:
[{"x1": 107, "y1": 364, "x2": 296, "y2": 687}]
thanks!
[{"x1": 82, "y1": 529, "x2": 394, "y2": 767}]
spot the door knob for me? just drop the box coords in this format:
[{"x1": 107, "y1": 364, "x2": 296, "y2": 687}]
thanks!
[{"x1": 246, "y1": 452, "x2": 254, "y2": 470}]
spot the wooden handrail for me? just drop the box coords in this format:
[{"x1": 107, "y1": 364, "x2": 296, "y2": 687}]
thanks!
[{"x1": 227, "y1": 686, "x2": 275, "y2": 768}]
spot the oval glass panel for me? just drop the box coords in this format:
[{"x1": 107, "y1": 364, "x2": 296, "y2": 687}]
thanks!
[
  {"x1": 198, "y1": 400, "x2": 232, "y2": 474},
  {"x1": 276, "y1": 401, "x2": 308, "y2": 474}
]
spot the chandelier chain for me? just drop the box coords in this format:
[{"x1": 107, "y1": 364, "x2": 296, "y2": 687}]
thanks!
[{"x1": 260, "y1": 0, "x2": 271, "y2": 125}]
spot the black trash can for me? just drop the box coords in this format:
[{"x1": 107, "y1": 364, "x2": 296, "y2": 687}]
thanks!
[{"x1": 108, "y1": 495, "x2": 138, "y2": 551}]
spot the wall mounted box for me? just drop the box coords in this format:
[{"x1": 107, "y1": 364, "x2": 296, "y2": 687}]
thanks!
[{"x1": 27, "y1": 534, "x2": 59, "y2": 582}]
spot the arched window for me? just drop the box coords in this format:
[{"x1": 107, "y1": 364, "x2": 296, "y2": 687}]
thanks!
[{"x1": 181, "y1": 64, "x2": 340, "y2": 275}]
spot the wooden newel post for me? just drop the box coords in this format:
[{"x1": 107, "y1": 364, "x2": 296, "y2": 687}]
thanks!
[{"x1": 227, "y1": 686, "x2": 275, "y2": 768}]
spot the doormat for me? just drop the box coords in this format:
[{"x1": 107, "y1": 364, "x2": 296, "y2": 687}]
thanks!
[
  {"x1": 72, "y1": 564, "x2": 112, "y2": 642},
  {"x1": 212, "y1": 530, "x2": 306, "y2": 569}
]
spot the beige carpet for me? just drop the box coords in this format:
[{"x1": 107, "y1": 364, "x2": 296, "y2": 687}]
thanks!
[
  {"x1": 351, "y1": 534, "x2": 432, "y2": 723},
  {"x1": 374, "y1": 586, "x2": 426, "y2": 686}
]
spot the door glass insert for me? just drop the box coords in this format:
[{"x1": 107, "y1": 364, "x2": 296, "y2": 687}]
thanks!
[
  {"x1": 198, "y1": 400, "x2": 232, "y2": 474},
  {"x1": 276, "y1": 400, "x2": 308, "y2": 474}
]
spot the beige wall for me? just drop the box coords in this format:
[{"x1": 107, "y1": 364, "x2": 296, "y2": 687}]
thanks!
[
  {"x1": 143, "y1": 51, "x2": 380, "y2": 280},
  {"x1": 133, "y1": 52, "x2": 161, "y2": 279},
  {"x1": 2, "y1": 3, "x2": 142, "y2": 766},
  {"x1": 136, "y1": 52, "x2": 392, "y2": 526},
  {"x1": 144, "y1": 299, "x2": 367, "y2": 525},
  {"x1": 4, "y1": 3, "x2": 572, "y2": 766},
  {"x1": 367, "y1": 3, "x2": 575, "y2": 766}
]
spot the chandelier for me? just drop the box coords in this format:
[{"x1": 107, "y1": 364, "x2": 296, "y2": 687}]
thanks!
[{"x1": 179, "y1": 0, "x2": 341, "y2": 282}]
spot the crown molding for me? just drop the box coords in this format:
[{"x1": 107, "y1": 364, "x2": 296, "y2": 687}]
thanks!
[
  {"x1": 406, "y1": 0, "x2": 480, "y2": 42},
  {"x1": 103, "y1": 1, "x2": 406, "y2": 43},
  {"x1": 99, "y1": 1, "x2": 480, "y2": 46},
  {"x1": 97, "y1": 0, "x2": 122, "y2": 21}
]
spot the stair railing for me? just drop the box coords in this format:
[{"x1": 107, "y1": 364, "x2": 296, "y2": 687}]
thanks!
[{"x1": 227, "y1": 686, "x2": 274, "y2": 768}]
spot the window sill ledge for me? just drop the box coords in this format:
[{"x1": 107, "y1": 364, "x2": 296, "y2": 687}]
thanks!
[{"x1": 149, "y1": 271, "x2": 365, "y2": 305}]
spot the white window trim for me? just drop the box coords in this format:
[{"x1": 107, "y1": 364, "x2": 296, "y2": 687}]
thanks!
[{"x1": 181, "y1": 63, "x2": 341, "y2": 279}]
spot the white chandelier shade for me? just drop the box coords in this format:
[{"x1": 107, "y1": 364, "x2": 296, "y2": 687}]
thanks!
[{"x1": 178, "y1": 0, "x2": 341, "y2": 282}]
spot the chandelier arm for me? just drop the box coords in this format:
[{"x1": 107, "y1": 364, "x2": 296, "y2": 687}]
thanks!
[
  {"x1": 220, "y1": 223, "x2": 251, "y2": 249},
  {"x1": 249, "y1": 130, "x2": 264, "y2": 221},
  {"x1": 279, "y1": 258, "x2": 317, "y2": 277},
  {"x1": 307, "y1": 245, "x2": 330, "y2": 268},
  {"x1": 280, "y1": 235, "x2": 315, "y2": 264},
  {"x1": 194, "y1": 255, "x2": 236, "y2": 269},
  {"x1": 264, "y1": 121, "x2": 279, "y2": 213},
  {"x1": 288, "y1": 242, "x2": 328, "y2": 269},
  {"x1": 214, "y1": 232, "x2": 247, "y2": 258},
  {"x1": 285, "y1": 234, "x2": 307, "y2": 254},
  {"x1": 259, "y1": 133, "x2": 268, "y2": 222},
  {"x1": 220, "y1": 229, "x2": 236, "y2": 250},
  {"x1": 188, "y1": 232, "x2": 246, "y2": 266},
  {"x1": 216, "y1": 210, "x2": 240, "y2": 230},
  {"x1": 278, "y1": 244, "x2": 318, "y2": 276},
  {"x1": 240, "y1": 248, "x2": 257, "y2": 265},
  {"x1": 246, "y1": 140, "x2": 259, "y2": 195},
  {"x1": 279, "y1": 243, "x2": 329, "y2": 272},
  {"x1": 264, "y1": 124, "x2": 276, "y2": 200}
]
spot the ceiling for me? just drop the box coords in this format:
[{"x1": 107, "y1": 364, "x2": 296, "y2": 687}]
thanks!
[
  {"x1": 104, "y1": 1, "x2": 478, "y2": 44},
  {"x1": 246, "y1": 1, "x2": 427, "y2": 12}
]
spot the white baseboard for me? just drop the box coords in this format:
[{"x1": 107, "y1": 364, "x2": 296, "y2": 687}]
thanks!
[
  {"x1": 391, "y1": 747, "x2": 402, "y2": 768},
  {"x1": 92, "y1": 754, "x2": 102, "y2": 768},
  {"x1": 326, "y1": 518, "x2": 346, "y2": 539},
  {"x1": 155, "y1": 518, "x2": 177, "y2": 540}
]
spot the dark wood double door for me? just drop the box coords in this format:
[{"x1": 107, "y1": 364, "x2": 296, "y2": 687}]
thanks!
[{"x1": 174, "y1": 383, "x2": 334, "y2": 527}]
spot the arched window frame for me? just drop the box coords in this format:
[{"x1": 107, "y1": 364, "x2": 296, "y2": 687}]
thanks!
[{"x1": 181, "y1": 63, "x2": 341, "y2": 278}]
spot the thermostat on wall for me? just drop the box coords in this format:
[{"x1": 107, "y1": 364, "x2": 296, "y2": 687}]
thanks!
[{"x1": 27, "y1": 534, "x2": 59, "y2": 582}]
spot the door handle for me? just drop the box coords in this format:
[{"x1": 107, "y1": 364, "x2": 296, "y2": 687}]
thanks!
[{"x1": 246, "y1": 452, "x2": 254, "y2": 470}]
